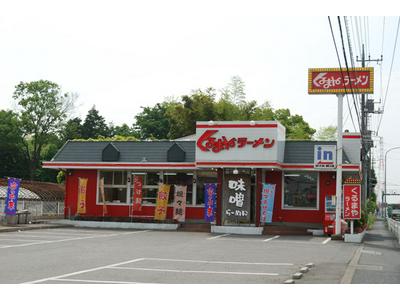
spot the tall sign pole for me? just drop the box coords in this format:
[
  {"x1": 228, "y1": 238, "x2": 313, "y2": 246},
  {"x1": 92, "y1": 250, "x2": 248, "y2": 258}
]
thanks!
[
  {"x1": 308, "y1": 67, "x2": 374, "y2": 236},
  {"x1": 335, "y1": 94, "x2": 343, "y2": 235}
]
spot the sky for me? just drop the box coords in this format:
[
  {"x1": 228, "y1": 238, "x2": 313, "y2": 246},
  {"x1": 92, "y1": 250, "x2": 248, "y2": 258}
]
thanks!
[{"x1": 0, "y1": 0, "x2": 399, "y2": 203}]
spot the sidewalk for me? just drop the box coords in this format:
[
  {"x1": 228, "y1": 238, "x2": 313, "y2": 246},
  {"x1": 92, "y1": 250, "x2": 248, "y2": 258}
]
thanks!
[{"x1": 350, "y1": 219, "x2": 400, "y2": 283}]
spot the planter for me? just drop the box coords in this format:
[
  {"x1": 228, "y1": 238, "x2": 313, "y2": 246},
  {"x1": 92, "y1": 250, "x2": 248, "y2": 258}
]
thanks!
[{"x1": 344, "y1": 229, "x2": 366, "y2": 243}]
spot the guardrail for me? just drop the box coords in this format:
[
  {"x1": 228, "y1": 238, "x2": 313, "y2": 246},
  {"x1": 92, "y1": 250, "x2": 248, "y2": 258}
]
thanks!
[{"x1": 387, "y1": 218, "x2": 400, "y2": 243}]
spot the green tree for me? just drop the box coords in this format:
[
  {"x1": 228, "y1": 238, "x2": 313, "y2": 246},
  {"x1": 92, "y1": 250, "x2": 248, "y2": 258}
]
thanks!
[
  {"x1": 134, "y1": 103, "x2": 171, "y2": 139},
  {"x1": 274, "y1": 109, "x2": 316, "y2": 140},
  {"x1": 61, "y1": 117, "x2": 83, "y2": 142},
  {"x1": 313, "y1": 125, "x2": 337, "y2": 140},
  {"x1": 109, "y1": 123, "x2": 137, "y2": 137},
  {"x1": 0, "y1": 110, "x2": 29, "y2": 179},
  {"x1": 221, "y1": 76, "x2": 246, "y2": 104},
  {"x1": 81, "y1": 106, "x2": 110, "y2": 139},
  {"x1": 13, "y1": 80, "x2": 74, "y2": 180}
]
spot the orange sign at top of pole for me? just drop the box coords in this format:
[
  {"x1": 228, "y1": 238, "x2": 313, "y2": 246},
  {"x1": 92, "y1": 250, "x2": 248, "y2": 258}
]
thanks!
[{"x1": 308, "y1": 67, "x2": 373, "y2": 94}]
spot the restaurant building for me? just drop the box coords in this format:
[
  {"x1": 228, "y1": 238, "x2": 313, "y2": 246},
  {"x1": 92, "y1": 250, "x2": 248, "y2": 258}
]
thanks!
[{"x1": 43, "y1": 121, "x2": 361, "y2": 232}]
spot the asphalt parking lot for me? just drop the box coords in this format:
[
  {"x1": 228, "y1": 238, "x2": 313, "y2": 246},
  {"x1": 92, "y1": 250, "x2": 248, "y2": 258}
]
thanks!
[{"x1": 0, "y1": 227, "x2": 360, "y2": 284}]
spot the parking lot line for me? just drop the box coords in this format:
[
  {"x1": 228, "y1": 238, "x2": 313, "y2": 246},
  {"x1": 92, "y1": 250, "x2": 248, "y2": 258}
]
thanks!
[
  {"x1": 23, "y1": 258, "x2": 146, "y2": 284},
  {"x1": 322, "y1": 237, "x2": 331, "y2": 245},
  {"x1": 263, "y1": 235, "x2": 280, "y2": 242},
  {"x1": 110, "y1": 266, "x2": 279, "y2": 276},
  {"x1": 0, "y1": 238, "x2": 52, "y2": 243},
  {"x1": 207, "y1": 233, "x2": 230, "y2": 240},
  {"x1": 50, "y1": 278, "x2": 141, "y2": 284},
  {"x1": 144, "y1": 257, "x2": 293, "y2": 266},
  {"x1": 0, "y1": 230, "x2": 151, "y2": 249}
]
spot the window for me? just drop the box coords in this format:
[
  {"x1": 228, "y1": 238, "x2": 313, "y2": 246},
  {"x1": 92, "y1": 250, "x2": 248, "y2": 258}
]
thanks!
[
  {"x1": 163, "y1": 172, "x2": 193, "y2": 205},
  {"x1": 131, "y1": 172, "x2": 161, "y2": 205},
  {"x1": 196, "y1": 170, "x2": 218, "y2": 206},
  {"x1": 99, "y1": 171, "x2": 128, "y2": 204},
  {"x1": 283, "y1": 172, "x2": 318, "y2": 209}
]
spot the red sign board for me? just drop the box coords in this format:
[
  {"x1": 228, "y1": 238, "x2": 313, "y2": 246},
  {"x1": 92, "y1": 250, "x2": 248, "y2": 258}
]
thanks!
[
  {"x1": 343, "y1": 184, "x2": 361, "y2": 220},
  {"x1": 308, "y1": 67, "x2": 373, "y2": 94},
  {"x1": 132, "y1": 176, "x2": 143, "y2": 212}
]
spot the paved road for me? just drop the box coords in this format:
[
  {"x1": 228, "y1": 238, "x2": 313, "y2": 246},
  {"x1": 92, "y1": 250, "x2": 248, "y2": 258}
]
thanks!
[{"x1": 0, "y1": 227, "x2": 361, "y2": 284}]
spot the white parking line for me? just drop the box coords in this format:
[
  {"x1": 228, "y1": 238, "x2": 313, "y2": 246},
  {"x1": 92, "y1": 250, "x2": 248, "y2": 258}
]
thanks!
[
  {"x1": 144, "y1": 257, "x2": 293, "y2": 266},
  {"x1": 23, "y1": 258, "x2": 146, "y2": 284},
  {"x1": 0, "y1": 230, "x2": 151, "y2": 249},
  {"x1": 207, "y1": 233, "x2": 230, "y2": 240},
  {"x1": 263, "y1": 235, "x2": 280, "y2": 242},
  {"x1": 322, "y1": 237, "x2": 331, "y2": 245},
  {"x1": 50, "y1": 278, "x2": 141, "y2": 284},
  {"x1": 111, "y1": 266, "x2": 279, "y2": 276},
  {"x1": 0, "y1": 238, "x2": 52, "y2": 243}
]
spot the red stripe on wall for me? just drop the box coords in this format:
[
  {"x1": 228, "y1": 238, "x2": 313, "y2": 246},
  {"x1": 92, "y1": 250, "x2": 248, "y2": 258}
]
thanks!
[
  {"x1": 343, "y1": 135, "x2": 361, "y2": 139},
  {"x1": 196, "y1": 124, "x2": 278, "y2": 128}
]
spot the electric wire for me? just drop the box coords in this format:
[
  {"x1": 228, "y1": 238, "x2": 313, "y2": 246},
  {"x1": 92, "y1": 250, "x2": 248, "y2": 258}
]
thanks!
[
  {"x1": 376, "y1": 17, "x2": 400, "y2": 135},
  {"x1": 337, "y1": 16, "x2": 361, "y2": 131},
  {"x1": 328, "y1": 16, "x2": 358, "y2": 132}
]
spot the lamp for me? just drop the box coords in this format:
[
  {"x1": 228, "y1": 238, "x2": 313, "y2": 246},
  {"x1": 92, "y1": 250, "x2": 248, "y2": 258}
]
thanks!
[{"x1": 233, "y1": 168, "x2": 239, "y2": 175}]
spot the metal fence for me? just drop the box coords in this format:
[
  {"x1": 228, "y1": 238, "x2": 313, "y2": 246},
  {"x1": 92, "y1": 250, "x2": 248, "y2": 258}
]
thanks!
[
  {"x1": 0, "y1": 200, "x2": 64, "y2": 218},
  {"x1": 387, "y1": 218, "x2": 400, "y2": 244}
]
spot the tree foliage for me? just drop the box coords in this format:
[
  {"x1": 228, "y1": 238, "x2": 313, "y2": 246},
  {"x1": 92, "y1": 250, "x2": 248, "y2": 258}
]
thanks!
[
  {"x1": 81, "y1": 106, "x2": 110, "y2": 139},
  {"x1": 313, "y1": 126, "x2": 337, "y2": 141},
  {"x1": 13, "y1": 80, "x2": 74, "y2": 180}
]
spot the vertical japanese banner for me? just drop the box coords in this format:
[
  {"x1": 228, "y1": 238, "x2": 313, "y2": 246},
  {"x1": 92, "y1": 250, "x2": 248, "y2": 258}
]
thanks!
[
  {"x1": 4, "y1": 178, "x2": 21, "y2": 215},
  {"x1": 77, "y1": 177, "x2": 88, "y2": 214},
  {"x1": 99, "y1": 177, "x2": 107, "y2": 216},
  {"x1": 173, "y1": 185, "x2": 187, "y2": 222},
  {"x1": 260, "y1": 183, "x2": 276, "y2": 224},
  {"x1": 343, "y1": 184, "x2": 361, "y2": 219},
  {"x1": 154, "y1": 184, "x2": 170, "y2": 221},
  {"x1": 204, "y1": 183, "x2": 217, "y2": 222},
  {"x1": 132, "y1": 176, "x2": 143, "y2": 212}
]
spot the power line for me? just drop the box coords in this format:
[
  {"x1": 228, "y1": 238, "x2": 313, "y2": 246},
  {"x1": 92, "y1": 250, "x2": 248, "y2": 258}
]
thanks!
[
  {"x1": 377, "y1": 17, "x2": 400, "y2": 135},
  {"x1": 338, "y1": 16, "x2": 361, "y2": 131}
]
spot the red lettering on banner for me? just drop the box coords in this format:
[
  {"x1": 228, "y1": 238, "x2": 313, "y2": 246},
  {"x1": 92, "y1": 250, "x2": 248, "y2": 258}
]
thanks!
[{"x1": 197, "y1": 129, "x2": 275, "y2": 153}]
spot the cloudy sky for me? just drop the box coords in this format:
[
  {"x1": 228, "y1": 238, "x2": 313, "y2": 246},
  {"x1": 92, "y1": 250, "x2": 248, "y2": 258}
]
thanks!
[{"x1": 0, "y1": 0, "x2": 399, "y2": 202}]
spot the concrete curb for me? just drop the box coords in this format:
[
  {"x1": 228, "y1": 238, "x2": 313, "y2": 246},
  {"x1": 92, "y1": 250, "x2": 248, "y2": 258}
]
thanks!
[
  {"x1": 0, "y1": 224, "x2": 72, "y2": 233},
  {"x1": 49, "y1": 220, "x2": 179, "y2": 231},
  {"x1": 211, "y1": 225, "x2": 263, "y2": 235}
]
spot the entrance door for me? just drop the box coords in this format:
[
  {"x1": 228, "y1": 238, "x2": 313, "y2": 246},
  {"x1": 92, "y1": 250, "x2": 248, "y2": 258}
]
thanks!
[{"x1": 222, "y1": 169, "x2": 256, "y2": 226}]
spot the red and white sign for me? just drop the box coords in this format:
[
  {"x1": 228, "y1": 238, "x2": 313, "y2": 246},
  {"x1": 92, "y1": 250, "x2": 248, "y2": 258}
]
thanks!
[
  {"x1": 195, "y1": 121, "x2": 286, "y2": 166},
  {"x1": 132, "y1": 176, "x2": 143, "y2": 212},
  {"x1": 343, "y1": 184, "x2": 361, "y2": 220},
  {"x1": 308, "y1": 67, "x2": 373, "y2": 94}
]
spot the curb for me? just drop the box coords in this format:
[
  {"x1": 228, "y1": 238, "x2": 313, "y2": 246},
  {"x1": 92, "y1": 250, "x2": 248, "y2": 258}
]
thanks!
[{"x1": 0, "y1": 224, "x2": 73, "y2": 233}]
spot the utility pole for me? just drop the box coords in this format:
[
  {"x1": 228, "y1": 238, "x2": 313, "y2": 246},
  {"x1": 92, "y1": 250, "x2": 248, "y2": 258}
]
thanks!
[{"x1": 356, "y1": 44, "x2": 383, "y2": 209}]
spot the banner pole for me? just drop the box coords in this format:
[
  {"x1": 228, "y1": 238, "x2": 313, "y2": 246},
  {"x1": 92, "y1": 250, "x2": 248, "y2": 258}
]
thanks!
[{"x1": 335, "y1": 94, "x2": 343, "y2": 235}]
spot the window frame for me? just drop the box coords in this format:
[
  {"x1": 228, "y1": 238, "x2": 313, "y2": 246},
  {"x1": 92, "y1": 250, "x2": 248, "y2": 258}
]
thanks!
[{"x1": 281, "y1": 171, "x2": 320, "y2": 211}]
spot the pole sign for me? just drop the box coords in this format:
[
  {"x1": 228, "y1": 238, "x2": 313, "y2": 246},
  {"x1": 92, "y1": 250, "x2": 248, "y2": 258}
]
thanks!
[
  {"x1": 204, "y1": 183, "x2": 217, "y2": 222},
  {"x1": 308, "y1": 67, "x2": 374, "y2": 94},
  {"x1": 223, "y1": 174, "x2": 251, "y2": 223},
  {"x1": 4, "y1": 178, "x2": 21, "y2": 215},
  {"x1": 343, "y1": 184, "x2": 361, "y2": 220}
]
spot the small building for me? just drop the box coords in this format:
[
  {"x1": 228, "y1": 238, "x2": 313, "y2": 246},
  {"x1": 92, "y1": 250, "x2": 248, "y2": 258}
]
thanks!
[{"x1": 43, "y1": 121, "x2": 361, "y2": 231}]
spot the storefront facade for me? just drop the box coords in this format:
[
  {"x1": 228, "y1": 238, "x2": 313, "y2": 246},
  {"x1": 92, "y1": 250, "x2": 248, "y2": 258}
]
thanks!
[{"x1": 43, "y1": 121, "x2": 361, "y2": 228}]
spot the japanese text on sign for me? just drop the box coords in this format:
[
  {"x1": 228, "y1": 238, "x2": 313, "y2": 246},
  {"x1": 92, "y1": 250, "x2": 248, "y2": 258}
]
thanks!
[
  {"x1": 4, "y1": 178, "x2": 21, "y2": 215},
  {"x1": 204, "y1": 183, "x2": 217, "y2": 222},
  {"x1": 154, "y1": 184, "x2": 170, "y2": 221},
  {"x1": 224, "y1": 175, "x2": 251, "y2": 223},
  {"x1": 197, "y1": 129, "x2": 275, "y2": 153},
  {"x1": 132, "y1": 176, "x2": 143, "y2": 212},
  {"x1": 308, "y1": 68, "x2": 374, "y2": 94},
  {"x1": 173, "y1": 185, "x2": 187, "y2": 222},
  {"x1": 343, "y1": 185, "x2": 361, "y2": 220}
]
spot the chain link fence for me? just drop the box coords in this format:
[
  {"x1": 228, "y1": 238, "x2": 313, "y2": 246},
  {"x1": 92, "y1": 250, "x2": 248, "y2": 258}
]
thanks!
[{"x1": 0, "y1": 200, "x2": 64, "y2": 219}]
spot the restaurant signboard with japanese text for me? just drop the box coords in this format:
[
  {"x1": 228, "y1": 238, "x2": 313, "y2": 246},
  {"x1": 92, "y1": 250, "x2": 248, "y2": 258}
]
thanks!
[
  {"x1": 132, "y1": 175, "x2": 143, "y2": 212},
  {"x1": 195, "y1": 121, "x2": 286, "y2": 166},
  {"x1": 173, "y1": 185, "x2": 187, "y2": 222},
  {"x1": 154, "y1": 184, "x2": 170, "y2": 221},
  {"x1": 308, "y1": 67, "x2": 373, "y2": 94},
  {"x1": 223, "y1": 174, "x2": 251, "y2": 224},
  {"x1": 204, "y1": 183, "x2": 217, "y2": 222},
  {"x1": 343, "y1": 184, "x2": 361, "y2": 220}
]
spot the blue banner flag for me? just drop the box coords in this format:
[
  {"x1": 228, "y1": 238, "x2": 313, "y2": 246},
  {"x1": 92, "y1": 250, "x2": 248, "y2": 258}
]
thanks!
[
  {"x1": 261, "y1": 183, "x2": 276, "y2": 224},
  {"x1": 204, "y1": 183, "x2": 217, "y2": 222},
  {"x1": 4, "y1": 178, "x2": 21, "y2": 215}
]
